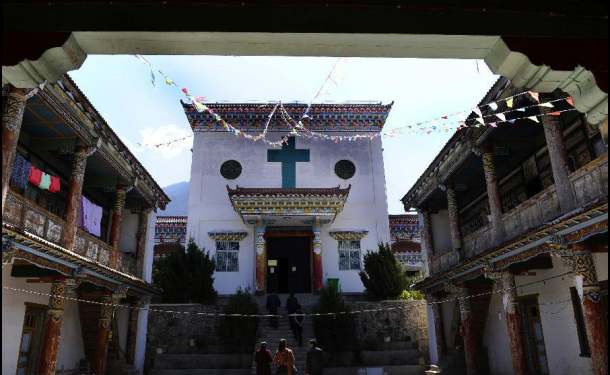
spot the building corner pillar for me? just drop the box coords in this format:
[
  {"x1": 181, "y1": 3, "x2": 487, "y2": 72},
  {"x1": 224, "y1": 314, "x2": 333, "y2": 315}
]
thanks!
[
  {"x1": 482, "y1": 146, "x2": 506, "y2": 246},
  {"x1": 573, "y1": 244, "x2": 608, "y2": 375},
  {"x1": 38, "y1": 277, "x2": 69, "y2": 375},
  {"x1": 427, "y1": 293, "x2": 446, "y2": 361},
  {"x1": 63, "y1": 146, "x2": 91, "y2": 252},
  {"x1": 255, "y1": 219, "x2": 267, "y2": 294},
  {"x1": 110, "y1": 184, "x2": 127, "y2": 270},
  {"x1": 2, "y1": 87, "x2": 28, "y2": 216},
  {"x1": 93, "y1": 287, "x2": 127, "y2": 375},
  {"x1": 312, "y1": 219, "x2": 324, "y2": 293},
  {"x1": 447, "y1": 284, "x2": 477, "y2": 375},
  {"x1": 136, "y1": 208, "x2": 151, "y2": 278},
  {"x1": 487, "y1": 271, "x2": 530, "y2": 375},
  {"x1": 540, "y1": 95, "x2": 578, "y2": 214},
  {"x1": 419, "y1": 209, "x2": 436, "y2": 276},
  {"x1": 445, "y1": 183, "x2": 463, "y2": 257}
]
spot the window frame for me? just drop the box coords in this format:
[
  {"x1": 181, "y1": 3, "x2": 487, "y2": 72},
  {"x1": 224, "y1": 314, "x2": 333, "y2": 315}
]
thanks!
[
  {"x1": 338, "y1": 239, "x2": 362, "y2": 271},
  {"x1": 215, "y1": 240, "x2": 240, "y2": 273}
]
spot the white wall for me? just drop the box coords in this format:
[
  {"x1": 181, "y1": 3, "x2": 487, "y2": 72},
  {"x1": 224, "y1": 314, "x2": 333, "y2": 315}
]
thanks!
[
  {"x1": 188, "y1": 133, "x2": 390, "y2": 294},
  {"x1": 484, "y1": 255, "x2": 609, "y2": 375},
  {"x1": 119, "y1": 212, "x2": 139, "y2": 255},
  {"x1": 427, "y1": 304, "x2": 440, "y2": 365},
  {"x1": 431, "y1": 210, "x2": 453, "y2": 254},
  {"x1": 2, "y1": 265, "x2": 85, "y2": 374}
]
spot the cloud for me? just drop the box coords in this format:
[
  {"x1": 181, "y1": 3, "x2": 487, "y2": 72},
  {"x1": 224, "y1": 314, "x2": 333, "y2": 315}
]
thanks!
[{"x1": 138, "y1": 124, "x2": 193, "y2": 159}]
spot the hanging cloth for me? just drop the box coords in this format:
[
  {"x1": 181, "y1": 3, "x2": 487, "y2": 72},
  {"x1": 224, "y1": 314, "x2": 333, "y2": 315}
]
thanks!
[
  {"x1": 49, "y1": 176, "x2": 61, "y2": 193},
  {"x1": 81, "y1": 196, "x2": 103, "y2": 237},
  {"x1": 39, "y1": 173, "x2": 52, "y2": 191},
  {"x1": 10, "y1": 154, "x2": 32, "y2": 191},
  {"x1": 29, "y1": 166, "x2": 43, "y2": 186}
]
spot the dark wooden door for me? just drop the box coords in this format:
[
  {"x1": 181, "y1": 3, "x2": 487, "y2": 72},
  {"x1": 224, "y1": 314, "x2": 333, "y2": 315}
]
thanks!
[
  {"x1": 267, "y1": 236, "x2": 312, "y2": 294},
  {"x1": 17, "y1": 306, "x2": 45, "y2": 375}
]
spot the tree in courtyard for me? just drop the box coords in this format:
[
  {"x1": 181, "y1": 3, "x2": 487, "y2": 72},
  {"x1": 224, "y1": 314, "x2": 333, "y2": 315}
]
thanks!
[
  {"x1": 359, "y1": 243, "x2": 409, "y2": 301},
  {"x1": 153, "y1": 238, "x2": 218, "y2": 305},
  {"x1": 218, "y1": 287, "x2": 260, "y2": 355},
  {"x1": 312, "y1": 282, "x2": 359, "y2": 353},
  {"x1": 399, "y1": 270, "x2": 426, "y2": 301}
]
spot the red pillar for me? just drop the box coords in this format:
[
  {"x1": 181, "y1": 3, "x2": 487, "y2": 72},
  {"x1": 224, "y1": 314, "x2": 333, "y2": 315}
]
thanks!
[
  {"x1": 38, "y1": 277, "x2": 68, "y2": 375},
  {"x1": 497, "y1": 272, "x2": 530, "y2": 375},
  {"x1": 63, "y1": 146, "x2": 89, "y2": 252},
  {"x1": 255, "y1": 221, "x2": 267, "y2": 294},
  {"x1": 110, "y1": 184, "x2": 127, "y2": 270},
  {"x1": 573, "y1": 245, "x2": 608, "y2": 375},
  {"x1": 2, "y1": 87, "x2": 27, "y2": 216},
  {"x1": 540, "y1": 95, "x2": 578, "y2": 214},
  {"x1": 453, "y1": 284, "x2": 477, "y2": 375},
  {"x1": 313, "y1": 223, "x2": 324, "y2": 293},
  {"x1": 446, "y1": 183, "x2": 463, "y2": 255},
  {"x1": 428, "y1": 293, "x2": 446, "y2": 361},
  {"x1": 93, "y1": 292, "x2": 113, "y2": 375},
  {"x1": 482, "y1": 146, "x2": 506, "y2": 246},
  {"x1": 420, "y1": 209, "x2": 436, "y2": 276}
]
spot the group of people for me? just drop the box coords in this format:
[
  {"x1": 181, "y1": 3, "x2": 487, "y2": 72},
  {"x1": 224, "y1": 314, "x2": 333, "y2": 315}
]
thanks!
[
  {"x1": 255, "y1": 339, "x2": 324, "y2": 375},
  {"x1": 266, "y1": 293, "x2": 306, "y2": 347}
]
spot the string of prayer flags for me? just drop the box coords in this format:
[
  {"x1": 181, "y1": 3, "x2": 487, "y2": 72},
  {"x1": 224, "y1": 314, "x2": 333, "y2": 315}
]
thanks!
[
  {"x1": 489, "y1": 102, "x2": 499, "y2": 111},
  {"x1": 539, "y1": 102, "x2": 555, "y2": 108},
  {"x1": 506, "y1": 97, "x2": 515, "y2": 108},
  {"x1": 529, "y1": 91, "x2": 541, "y2": 103}
]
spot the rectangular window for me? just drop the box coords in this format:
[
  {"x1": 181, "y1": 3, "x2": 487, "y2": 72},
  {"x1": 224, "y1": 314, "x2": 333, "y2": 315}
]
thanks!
[
  {"x1": 216, "y1": 241, "x2": 240, "y2": 272},
  {"x1": 338, "y1": 240, "x2": 362, "y2": 271},
  {"x1": 570, "y1": 287, "x2": 591, "y2": 357}
]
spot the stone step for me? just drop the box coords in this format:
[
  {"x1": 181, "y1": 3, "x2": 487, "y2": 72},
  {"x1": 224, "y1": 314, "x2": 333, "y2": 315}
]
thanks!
[
  {"x1": 151, "y1": 370, "x2": 252, "y2": 375},
  {"x1": 154, "y1": 354, "x2": 253, "y2": 370}
]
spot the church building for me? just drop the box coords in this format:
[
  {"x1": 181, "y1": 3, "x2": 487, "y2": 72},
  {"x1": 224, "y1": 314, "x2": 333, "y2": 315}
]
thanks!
[{"x1": 182, "y1": 102, "x2": 393, "y2": 295}]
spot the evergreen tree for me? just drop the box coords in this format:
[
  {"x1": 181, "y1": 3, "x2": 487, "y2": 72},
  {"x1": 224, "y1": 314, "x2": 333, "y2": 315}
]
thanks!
[
  {"x1": 359, "y1": 243, "x2": 409, "y2": 301},
  {"x1": 218, "y1": 287, "x2": 260, "y2": 354},
  {"x1": 312, "y1": 282, "x2": 359, "y2": 353},
  {"x1": 153, "y1": 238, "x2": 218, "y2": 305}
]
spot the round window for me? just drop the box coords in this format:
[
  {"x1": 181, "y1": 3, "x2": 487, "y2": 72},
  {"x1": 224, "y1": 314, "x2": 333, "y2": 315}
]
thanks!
[
  {"x1": 220, "y1": 160, "x2": 243, "y2": 180},
  {"x1": 335, "y1": 160, "x2": 357, "y2": 180}
]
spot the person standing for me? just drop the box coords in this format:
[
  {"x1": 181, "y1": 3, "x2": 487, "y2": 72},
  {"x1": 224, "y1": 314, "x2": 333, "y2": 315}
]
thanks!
[
  {"x1": 286, "y1": 293, "x2": 300, "y2": 332},
  {"x1": 255, "y1": 342, "x2": 273, "y2": 375},
  {"x1": 306, "y1": 340, "x2": 324, "y2": 375},
  {"x1": 274, "y1": 339, "x2": 296, "y2": 375},
  {"x1": 293, "y1": 305, "x2": 305, "y2": 347},
  {"x1": 266, "y1": 290, "x2": 282, "y2": 329}
]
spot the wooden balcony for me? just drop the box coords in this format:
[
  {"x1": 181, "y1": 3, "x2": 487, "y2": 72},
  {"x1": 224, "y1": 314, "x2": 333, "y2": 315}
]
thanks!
[{"x1": 3, "y1": 190, "x2": 139, "y2": 278}]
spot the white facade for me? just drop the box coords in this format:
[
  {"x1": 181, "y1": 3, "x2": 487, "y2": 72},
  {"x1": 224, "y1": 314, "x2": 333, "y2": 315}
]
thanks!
[{"x1": 188, "y1": 132, "x2": 391, "y2": 295}]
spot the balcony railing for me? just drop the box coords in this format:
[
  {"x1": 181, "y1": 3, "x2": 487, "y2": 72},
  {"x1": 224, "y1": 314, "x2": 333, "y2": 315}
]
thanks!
[
  {"x1": 430, "y1": 153, "x2": 608, "y2": 276},
  {"x1": 4, "y1": 190, "x2": 140, "y2": 278}
]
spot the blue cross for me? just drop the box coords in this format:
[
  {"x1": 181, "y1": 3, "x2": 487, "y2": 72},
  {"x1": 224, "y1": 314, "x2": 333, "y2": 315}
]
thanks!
[{"x1": 267, "y1": 137, "x2": 311, "y2": 188}]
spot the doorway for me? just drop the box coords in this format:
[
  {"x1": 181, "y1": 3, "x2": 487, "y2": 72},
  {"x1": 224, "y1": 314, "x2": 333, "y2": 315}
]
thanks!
[
  {"x1": 267, "y1": 236, "x2": 312, "y2": 294},
  {"x1": 520, "y1": 296, "x2": 550, "y2": 375},
  {"x1": 16, "y1": 305, "x2": 46, "y2": 375}
]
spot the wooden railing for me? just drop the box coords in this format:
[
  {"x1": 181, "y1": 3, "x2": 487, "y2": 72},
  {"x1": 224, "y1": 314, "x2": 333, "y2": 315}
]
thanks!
[
  {"x1": 431, "y1": 154, "x2": 608, "y2": 276},
  {"x1": 4, "y1": 190, "x2": 139, "y2": 278},
  {"x1": 3, "y1": 191, "x2": 66, "y2": 246}
]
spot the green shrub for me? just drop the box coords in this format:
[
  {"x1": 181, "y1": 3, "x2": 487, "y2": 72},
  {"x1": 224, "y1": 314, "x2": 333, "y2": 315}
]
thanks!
[
  {"x1": 312, "y1": 282, "x2": 359, "y2": 353},
  {"x1": 359, "y1": 243, "x2": 409, "y2": 301},
  {"x1": 153, "y1": 238, "x2": 218, "y2": 305},
  {"x1": 218, "y1": 287, "x2": 260, "y2": 354}
]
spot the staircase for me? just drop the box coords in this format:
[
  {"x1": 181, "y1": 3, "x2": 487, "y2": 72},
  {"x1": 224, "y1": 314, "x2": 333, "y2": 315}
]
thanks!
[
  {"x1": 78, "y1": 293, "x2": 119, "y2": 365},
  {"x1": 252, "y1": 294, "x2": 319, "y2": 375}
]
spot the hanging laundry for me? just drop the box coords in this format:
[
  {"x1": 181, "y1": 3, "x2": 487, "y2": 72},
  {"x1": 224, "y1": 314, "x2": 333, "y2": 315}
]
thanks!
[
  {"x1": 10, "y1": 154, "x2": 32, "y2": 191},
  {"x1": 49, "y1": 176, "x2": 61, "y2": 194},
  {"x1": 29, "y1": 166, "x2": 43, "y2": 186},
  {"x1": 39, "y1": 173, "x2": 52, "y2": 191},
  {"x1": 81, "y1": 196, "x2": 103, "y2": 237}
]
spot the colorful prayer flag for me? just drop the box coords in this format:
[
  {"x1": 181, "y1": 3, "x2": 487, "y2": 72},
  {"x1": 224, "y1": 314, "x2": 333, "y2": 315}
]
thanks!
[{"x1": 529, "y1": 91, "x2": 540, "y2": 102}]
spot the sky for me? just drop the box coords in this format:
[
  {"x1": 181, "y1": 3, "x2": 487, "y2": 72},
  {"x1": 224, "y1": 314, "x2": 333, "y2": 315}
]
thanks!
[{"x1": 69, "y1": 55, "x2": 498, "y2": 214}]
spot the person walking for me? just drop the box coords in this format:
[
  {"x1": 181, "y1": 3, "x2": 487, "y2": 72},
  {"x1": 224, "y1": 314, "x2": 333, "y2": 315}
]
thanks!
[
  {"x1": 273, "y1": 339, "x2": 297, "y2": 375},
  {"x1": 255, "y1": 342, "x2": 273, "y2": 375},
  {"x1": 286, "y1": 293, "x2": 300, "y2": 332},
  {"x1": 266, "y1": 290, "x2": 282, "y2": 329},
  {"x1": 293, "y1": 305, "x2": 305, "y2": 347},
  {"x1": 306, "y1": 340, "x2": 324, "y2": 375}
]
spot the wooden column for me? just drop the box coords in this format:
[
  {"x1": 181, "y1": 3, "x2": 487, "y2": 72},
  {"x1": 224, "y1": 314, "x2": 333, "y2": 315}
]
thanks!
[
  {"x1": 312, "y1": 219, "x2": 324, "y2": 293},
  {"x1": 38, "y1": 277, "x2": 68, "y2": 375},
  {"x1": 2, "y1": 87, "x2": 28, "y2": 216},
  {"x1": 255, "y1": 219, "x2": 267, "y2": 294},
  {"x1": 420, "y1": 209, "x2": 436, "y2": 276},
  {"x1": 488, "y1": 271, "x2": 530, "y2": 375},
  {"x1": 482, "y1": 146, "x2": 506, "y2": 246},
  {"x1": 450, "y1": 284, "x2": 477, "y2": 375},
  {"x1": 427, "y1": 293, "x2": 446, "y2": 360},
  {"x1": 126, "y1": 295, "x2": 150, "y2": 366},
  {"x1": 63, "y1": 146, "x2": 89, "y2": 252},
  {"x1": 446, "y1": 183, "x2": 463, "y2": 255},
  {"x1": 110, "y1": 184, "x2": 127, "y2": 270},
  {"x1": 540, "y1": 95, "x2": 578, "y2": 214},
  {"x1": 573, "y1": 245, "x2": 608, "y2": 375},
  {"x1": 601, "y1": 119, "x2": 608, "y2": 150},
  {"x1": 136, "y1": 209, "x2": 150, "y2": 278},
  {"x1": 93, "y1": 292, "x2": 113, "y2": 375}
]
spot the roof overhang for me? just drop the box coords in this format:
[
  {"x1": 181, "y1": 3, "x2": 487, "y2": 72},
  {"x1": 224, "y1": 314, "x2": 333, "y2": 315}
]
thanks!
[{"x1": 228, "y1": 186, "x2": 351, "y2": 224}]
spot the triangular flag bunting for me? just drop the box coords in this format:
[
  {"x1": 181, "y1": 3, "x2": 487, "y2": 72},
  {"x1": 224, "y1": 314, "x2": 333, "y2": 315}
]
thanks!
[
  {"x1": 496, "y1": 114, "x2": 507, "y2": 122},
  {"x1": 528, "y1": 91, "x2": 540, "y2": 102},
  {"x1": 529, "y1": 116, "x2": 540, "y2": 123},
  {"x1": 508, "y1": 119, "x2": 517, "y2": 124},
  {"x1": 550, "y1": 112, "x2": 562, "y2": 116},
  {"x1": 490, "y1": 123, "x2": 498, "y2": 128},
  {"x1": 474, "y1": 107, "x2": 483, "y2": 118},
  {"x1": 506, "y1": 97, "x2": 515, "y2": 108},
  {"x1": 476, "y1": 117, "x2": 486, "y2": 125},
  {"x1": 539, "y1": 102, "x2": 555, "y2": 108},
  {"x1": 489, "y1": 103, "x2": 499, "y2": 111},
  {"x1": 567, "y1": 98, "x2": 575, "y2": 107}
]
